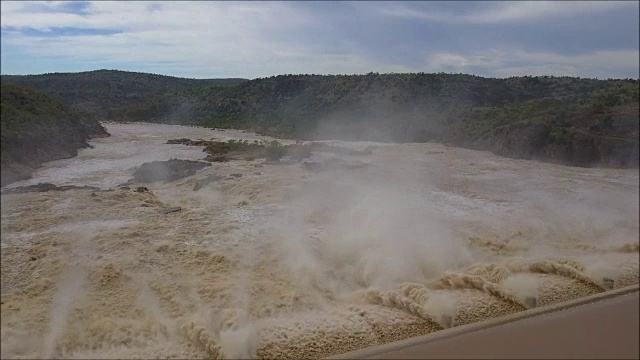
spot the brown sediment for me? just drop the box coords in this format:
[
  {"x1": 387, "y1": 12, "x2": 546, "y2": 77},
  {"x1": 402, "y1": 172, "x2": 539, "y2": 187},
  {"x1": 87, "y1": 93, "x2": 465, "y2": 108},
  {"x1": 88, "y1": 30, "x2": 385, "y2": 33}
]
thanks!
[
  {"x1": 2, "y1": 184, "x2": 638, "y2": 359},
  {"x1": 1, "y1": 124, "x2": 638, "y2": 359}
]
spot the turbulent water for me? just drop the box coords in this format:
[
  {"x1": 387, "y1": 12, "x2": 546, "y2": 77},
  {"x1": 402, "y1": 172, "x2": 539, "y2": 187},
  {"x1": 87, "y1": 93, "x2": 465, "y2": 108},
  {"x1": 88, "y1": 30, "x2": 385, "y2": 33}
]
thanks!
[{"x1": 1, "y1": 123, "x2": 638, "y2": 359}]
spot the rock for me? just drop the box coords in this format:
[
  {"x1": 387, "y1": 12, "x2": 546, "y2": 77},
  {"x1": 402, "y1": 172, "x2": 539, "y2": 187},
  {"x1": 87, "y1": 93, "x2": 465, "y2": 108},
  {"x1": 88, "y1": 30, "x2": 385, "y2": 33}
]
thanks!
[
  {"x1": 134, "y1": 186, "x2": 150, "y2": 193},
  {"x1": 230, "y1": 173, "x2": 242, "y2": 178},
  {"x1": 253, "y1": 172, "x2": 262, "y2": 175},
  {"x1": 1, "y1": 183, "x2": 101, "y2": 195},
  {"x1": 132, "y1": 159, "x2": 211, "y2": 183},
  {"x1": 207, "y1": 155, "x2": 230, "y2": 162},
  {"x1": 193, "y1": 174, "x2": 222, "y2": 191},
  {"x1": 91, "y1": 192, "x2": 98, "y2": 197},
  {"x1": 167, "y1": 138, "x2": 191, "y2": 145},
  {"x1": 160, "y1": 206, "x2": 182, "y2": 214},
  {"x1": 167, "y1": 139, "x2": 209, "y2": 146}
]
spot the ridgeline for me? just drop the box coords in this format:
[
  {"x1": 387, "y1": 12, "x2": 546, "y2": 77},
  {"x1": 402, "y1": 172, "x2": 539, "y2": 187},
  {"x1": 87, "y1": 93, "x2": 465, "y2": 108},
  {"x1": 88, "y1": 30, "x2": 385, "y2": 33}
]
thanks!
[
  {"x1": 2, "y1": 69, "x2": 247, "y2": 117},
  {"x1": 2, "y1": 70, "x2": 638, "y2": 169}
]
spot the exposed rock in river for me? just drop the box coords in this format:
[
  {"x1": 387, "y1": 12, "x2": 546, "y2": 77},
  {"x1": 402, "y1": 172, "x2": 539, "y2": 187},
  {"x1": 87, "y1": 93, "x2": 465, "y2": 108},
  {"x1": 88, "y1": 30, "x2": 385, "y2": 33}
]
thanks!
[
  {"x1": 132, "y1": 159, "x2": 211, "y2": 183},
  {"x1": 1, "y1": 183, "x2": 101, "y2": 195}
]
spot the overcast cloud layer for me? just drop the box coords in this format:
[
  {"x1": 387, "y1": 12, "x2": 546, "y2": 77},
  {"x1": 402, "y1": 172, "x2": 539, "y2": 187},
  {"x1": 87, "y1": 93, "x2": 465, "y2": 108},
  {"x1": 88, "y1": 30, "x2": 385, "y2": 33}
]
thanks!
[{"x1": 1, "y1": 1, "x2": 638, "y2": 79}]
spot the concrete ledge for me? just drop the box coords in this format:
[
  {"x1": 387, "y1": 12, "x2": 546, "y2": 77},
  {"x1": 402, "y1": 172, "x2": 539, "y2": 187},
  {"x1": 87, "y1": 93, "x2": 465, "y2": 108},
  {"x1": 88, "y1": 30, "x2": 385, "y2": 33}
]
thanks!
[{"x1": 327, "y1": 285, "x2": 639, "y2": 359}]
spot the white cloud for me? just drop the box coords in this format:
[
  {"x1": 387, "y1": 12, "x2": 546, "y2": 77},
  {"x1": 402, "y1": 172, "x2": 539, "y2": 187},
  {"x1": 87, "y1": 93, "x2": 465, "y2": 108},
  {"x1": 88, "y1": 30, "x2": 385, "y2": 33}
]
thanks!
[
  {"x1": 425, "y1": 49, "x2": 640, "y2": 79},
  {"x1": 1, "y1": 1, "x2": 638, "y2": 78},
  {"x1": 378, "y1": 1, "x2": 638, "y2": 25},
  {"x1": 1, "y1": 2, "x2": 283, "y2": 31},
  {"x1": 0, "y1": 0, "x2": 411, "y2": 78},
  {"x1": 464, "y1": 1, "x2": 635, "y2": 24}
]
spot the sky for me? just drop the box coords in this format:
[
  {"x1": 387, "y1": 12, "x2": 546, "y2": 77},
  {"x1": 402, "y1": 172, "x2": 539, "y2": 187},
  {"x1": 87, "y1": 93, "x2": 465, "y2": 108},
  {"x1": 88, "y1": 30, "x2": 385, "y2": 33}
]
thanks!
[{"x1": 1, "y1": 1, "x2": 638, "y2": 79}]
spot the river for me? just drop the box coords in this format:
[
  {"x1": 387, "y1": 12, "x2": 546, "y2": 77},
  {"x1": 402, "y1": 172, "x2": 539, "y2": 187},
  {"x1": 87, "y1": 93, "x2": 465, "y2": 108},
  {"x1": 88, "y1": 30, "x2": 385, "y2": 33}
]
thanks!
[{"x1": 1, "y1": 122, "x2": 638, "y2": 359}]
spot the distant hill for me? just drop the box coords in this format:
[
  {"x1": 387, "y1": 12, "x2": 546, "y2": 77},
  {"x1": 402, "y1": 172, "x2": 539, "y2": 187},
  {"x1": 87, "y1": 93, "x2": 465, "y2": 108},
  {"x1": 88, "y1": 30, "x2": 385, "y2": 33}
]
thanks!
[
  {"x1": 108, "y1": 73, "x2": 639, "y2": 168},
  {"x1": 1, "y1": 84, "x2": 110, "y2": 186},
  {"x1": 1, "y1": 69, "x2": 248, "y2": 117},
  {"x1": 2, "y1": 70, "x2": 637, "y2": 168}
]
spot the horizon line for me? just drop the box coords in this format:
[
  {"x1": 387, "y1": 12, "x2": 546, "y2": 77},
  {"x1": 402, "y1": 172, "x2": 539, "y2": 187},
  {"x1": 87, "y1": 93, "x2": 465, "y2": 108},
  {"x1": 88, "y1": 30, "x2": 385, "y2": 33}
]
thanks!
[{"x1": 1, "y1": 69, "x2": 639, "y2": 82}]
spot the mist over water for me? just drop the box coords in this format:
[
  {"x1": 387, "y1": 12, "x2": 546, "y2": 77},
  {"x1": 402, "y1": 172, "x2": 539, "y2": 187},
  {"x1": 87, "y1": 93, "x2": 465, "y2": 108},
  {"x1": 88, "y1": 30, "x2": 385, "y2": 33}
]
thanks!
[
  {"x1": 1, "y1": 123, "x2": 638, "y2": 359},
  {"x1": 4, "y1": 123, "x2": 280, "y2": 190}
]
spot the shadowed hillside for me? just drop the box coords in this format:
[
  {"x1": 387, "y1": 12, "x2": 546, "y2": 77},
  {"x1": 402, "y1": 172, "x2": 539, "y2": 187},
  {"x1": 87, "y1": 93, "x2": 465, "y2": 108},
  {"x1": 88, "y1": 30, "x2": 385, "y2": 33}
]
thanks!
[
  {"x1": 446, "y1": 80, "x2": 639, "y2": 167},
  {"x1": 0, "y1": 84, "x2": 111, "y2": 186}
]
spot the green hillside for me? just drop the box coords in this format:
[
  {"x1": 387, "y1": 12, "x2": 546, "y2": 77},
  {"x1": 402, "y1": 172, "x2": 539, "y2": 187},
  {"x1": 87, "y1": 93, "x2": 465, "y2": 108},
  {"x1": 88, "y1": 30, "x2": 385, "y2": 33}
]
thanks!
[
  {"x1": 447, "y1": 81, "x2": 639, "y2": 167},
  {"x1": 3, "y1": 70, "x2": 637, "y2": 168},
  {"x1": 106, "y1": 73, "x2": 624, "y2": 134},
  {"x1": 1, "y1": 69, "x2": 248, "y2": 117},
  {"x1": 107, "y1": 73, "x2": 639, "y2": 167},
  {"x1": 1, "y1": 84, "x2": 110, "y2": 186}
]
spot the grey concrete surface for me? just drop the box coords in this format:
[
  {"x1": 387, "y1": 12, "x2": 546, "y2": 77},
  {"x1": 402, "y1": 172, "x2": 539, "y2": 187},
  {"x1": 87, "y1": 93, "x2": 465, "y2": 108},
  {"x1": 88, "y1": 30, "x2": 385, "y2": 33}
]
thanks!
[{"x1": 330, "y1": 286, "x2": 639, "y2": 359}]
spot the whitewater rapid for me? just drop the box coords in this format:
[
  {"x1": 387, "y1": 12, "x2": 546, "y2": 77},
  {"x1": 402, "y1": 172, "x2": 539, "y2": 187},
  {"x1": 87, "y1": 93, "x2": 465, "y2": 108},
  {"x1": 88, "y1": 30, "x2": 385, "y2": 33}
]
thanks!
[{"x1": 1, "y1": 123, "x2": 638, "y2": 359}]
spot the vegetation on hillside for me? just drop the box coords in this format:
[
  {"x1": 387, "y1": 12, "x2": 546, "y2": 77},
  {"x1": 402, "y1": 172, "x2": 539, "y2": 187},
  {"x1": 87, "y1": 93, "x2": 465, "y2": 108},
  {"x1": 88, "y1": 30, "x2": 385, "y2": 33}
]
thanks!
[
  {"x1": 105, "y1": 72, "x2": 638, "y2": 167},
  {"x1": 1, "y1": 83, "x2": 110, "y2": 186},
  {"x1": 447, "y1": 81, "x2": 639, "y2": 166},
  {"x1": 168, "y1": 138, "x2": 312, "y2": 162},
  {"x1": 104, "y1": 73, "x2": 631, "y2": 132},
  {"x1": 1, "y1": 69, "x2": 247, "y2": 117},
  {"x1": 3, "y1": 70, "x2": 637, "y2": 168}
]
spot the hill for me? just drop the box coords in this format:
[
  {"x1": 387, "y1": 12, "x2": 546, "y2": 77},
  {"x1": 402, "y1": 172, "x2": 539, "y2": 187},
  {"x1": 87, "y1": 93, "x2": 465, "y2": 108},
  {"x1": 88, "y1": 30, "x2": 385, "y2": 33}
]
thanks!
[
  {"x1": 1, "y1": 84, "x2": 110, "y2": 187},
  {"x1": 3, "y1": 70, "x2": 637, "y2": 168},
  {"x1": 446, "y1": 81, "x2": 639, "y2": 167},
  {"x1": 108, "y1": 73, "x2": 639, "y2": 168},
  {"x1": 1, "y1": 69, "x2": 248, "y2": 117}
]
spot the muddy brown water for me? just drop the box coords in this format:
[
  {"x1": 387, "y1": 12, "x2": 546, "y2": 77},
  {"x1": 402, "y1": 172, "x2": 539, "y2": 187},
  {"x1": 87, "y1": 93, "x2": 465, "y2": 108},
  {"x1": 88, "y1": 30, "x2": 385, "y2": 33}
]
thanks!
[{"x1": 1, "y1": 123, "x2": 638, "y2": 359}]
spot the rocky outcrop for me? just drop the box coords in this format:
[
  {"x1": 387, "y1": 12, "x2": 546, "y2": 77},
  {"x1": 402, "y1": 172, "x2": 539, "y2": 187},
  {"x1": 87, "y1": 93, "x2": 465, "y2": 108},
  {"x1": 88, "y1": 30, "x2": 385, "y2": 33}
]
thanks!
[
  {"x1": 1, "y1": 183, "x2": 101, "y2": 195},
  {"x1": 167, "y1": 138, "x2": 210, "y2": 146},
  {"x1": 132, "y1": 159, "x2": 211, "y2": 183},
  {"x1": 448, "y1": 103, "x2": 639, "y2": 168}
]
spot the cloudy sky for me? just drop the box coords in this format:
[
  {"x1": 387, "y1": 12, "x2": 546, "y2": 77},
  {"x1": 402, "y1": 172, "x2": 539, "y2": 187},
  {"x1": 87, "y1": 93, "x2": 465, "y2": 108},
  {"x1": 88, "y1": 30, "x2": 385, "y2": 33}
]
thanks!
[{"x1": 1, "y1": 1, "x2": 638, "y2": 79}]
